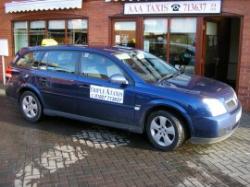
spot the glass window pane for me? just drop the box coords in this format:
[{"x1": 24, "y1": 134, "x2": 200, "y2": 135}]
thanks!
[
  {"x1": 170, "y1": 18, "x2": 197, "y2": 74},
  {"x1": 115, "y1": 22, "x2": 136, "y2": 31},
  {"x1": 30, "y1": 21, "x2": 45, "y2": 29},
  {"x1": 144, "y1": 19, "x2": 167, "y2": 61},
  {"x1": 48, "y1": 20, "x2": 65, "y2": 29},
  {"x1": 14, "y1": 22, "x2": 28, "y2": 53},
  {"x1": 29, "y1": 21, "x2": 46, "y2": 46},
  {"x1": 115, "y1": 51, "x2": 177, "y2": 83},
  {"x1": 45, "y1": 51, "x2": 79, "y2": 74},
  {"x1": 16, "y1": 52, "x2": 43, "y2": 69},
  {"x1": 206, "y1": 22, "x2": 218, "y2": 35},
  {"x1": 205, "y1": 22, "x2": 219, "y2": 78},
  {"x1": 48, "y1": 20, "x2": 65, "y2": 44},
  {"x1": 80, "y1": 52, "x2": 124, "y2": 80},
  {"x1": 171, "y1": 18, "x2": 197, "y2": 33},
  {"x1": 68, "y1": 19, "x2": 88, "y2": 45},
  {"x1": 14, "y1": 22, "x2": 27, "y2": 29},
  {"x1": 114, "y1": 21, "x2": 136, "y2": 48},
  {"x1": 68, "y1": 19, "x2": 87, "y2": 29}
]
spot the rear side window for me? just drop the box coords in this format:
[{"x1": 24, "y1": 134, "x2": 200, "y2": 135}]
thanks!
[
  {"x1": 42, "y1": 51, "x2": 80, "y2": 74},
  {"x1": 16, "y1": 52, "x2": 43, "y2": 69}
]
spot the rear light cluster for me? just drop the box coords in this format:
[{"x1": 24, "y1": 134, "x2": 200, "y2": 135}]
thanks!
[{"x1": 6, "y1": 66, "x2": 13, "y2": 79}]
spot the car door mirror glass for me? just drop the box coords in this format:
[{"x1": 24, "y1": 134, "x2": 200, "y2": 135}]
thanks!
[
  {"x1": 174, "y1": 64, "x2": 185, "y2": 73},
  {"x1": 110, "y1": 74, "x2": 129, "y2": 85}
]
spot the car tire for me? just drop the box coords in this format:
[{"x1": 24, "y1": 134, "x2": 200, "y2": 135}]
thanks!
[
  {"x1": 146, "y1": 110, "x2": 186, "y2": 151},
  {"x1": 19, "y1": 91, "x2": 42, "y2": 122}
]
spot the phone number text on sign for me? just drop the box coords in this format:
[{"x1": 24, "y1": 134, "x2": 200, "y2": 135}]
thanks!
[
  {"x1": 124, "y1": 1, "x2": 221, "y2": 15},
  {"x1": 90, "y1": 85, "x2": 124, "y2": 104}
]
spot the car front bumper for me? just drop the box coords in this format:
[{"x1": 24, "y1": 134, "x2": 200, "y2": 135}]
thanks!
[{"x1": 190, "y1": 103, "x2": 242, "y2": 144}]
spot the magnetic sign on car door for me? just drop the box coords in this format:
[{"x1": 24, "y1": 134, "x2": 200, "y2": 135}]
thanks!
[{"x1": 90, "y1": 85, "x2": 124, "y2": 104}]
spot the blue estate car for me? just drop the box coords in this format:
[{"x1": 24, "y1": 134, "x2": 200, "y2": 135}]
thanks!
[{"x1": 5, "y1": 46, "x2": 242, "y2": 151}]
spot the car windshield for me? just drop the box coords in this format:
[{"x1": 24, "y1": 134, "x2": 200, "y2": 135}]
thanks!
[{"x1": 114, "y1": 50, "x2": 178, "y2": 83}]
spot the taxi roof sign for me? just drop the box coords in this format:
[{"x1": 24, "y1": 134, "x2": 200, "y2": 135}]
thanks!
[{"x1": 41, "y1": 39, "x2": 58, "y2": 46}]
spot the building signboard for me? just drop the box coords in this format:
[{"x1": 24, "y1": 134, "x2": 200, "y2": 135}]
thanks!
[{"x1": 124, "y1": 1, "x2": 222, "y2": 15}]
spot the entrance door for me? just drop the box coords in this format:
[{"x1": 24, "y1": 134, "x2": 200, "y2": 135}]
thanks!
[
  {"x1": 112, "y1": 20, "x2": 137, "y2": 48},
  {"x1": 204, "y1": 17, "x2": 241, "y2": 88},
  {"x1": 204, "y1": 21, "x2": 220, "y2": 78}
]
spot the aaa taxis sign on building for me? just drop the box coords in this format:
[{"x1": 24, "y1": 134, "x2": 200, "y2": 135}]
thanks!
[{"x1": 124, "y1": 1, "x2": 222, "y2": 15}]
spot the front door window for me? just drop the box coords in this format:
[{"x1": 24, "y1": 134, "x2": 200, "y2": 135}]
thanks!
[{"x1": 113, "y1": 21, "x2": 136, "y2": 47}]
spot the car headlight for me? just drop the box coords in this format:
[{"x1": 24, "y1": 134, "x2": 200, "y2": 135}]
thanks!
[{"x1": 202, "y1": 98, "x2": 227, "y2": 117}]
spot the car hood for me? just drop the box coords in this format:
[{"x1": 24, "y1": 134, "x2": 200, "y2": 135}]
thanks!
[{"x1": 158, "y1": 73, "x2": 233, "y2": 98}]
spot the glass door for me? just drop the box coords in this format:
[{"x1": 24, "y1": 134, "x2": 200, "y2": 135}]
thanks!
[
  {"x1": 204, "y1": 21, "x2": 219, "y2": 78},
  {"x1": 113, "y1": 21, "x2": 136, "y2": 48}
]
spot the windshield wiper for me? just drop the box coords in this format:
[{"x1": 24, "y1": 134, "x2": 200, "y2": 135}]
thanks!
[
  {"x1": 157, "y1": 71, "x2": 181, "y2": 83},
  {"x1": 157, "y1": 74, "x2": 174, "y2": 83}
]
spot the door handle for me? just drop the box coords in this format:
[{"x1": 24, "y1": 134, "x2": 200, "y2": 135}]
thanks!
[
  {"x1": 39, "y1": 77, "x2": 49, "y2": 87},
  {"x1": 78, "y1": 84, "x2": 89, "y2": 88},
  {"x1": 40, "y1": 77, "x2": 48, "y2": 82}
]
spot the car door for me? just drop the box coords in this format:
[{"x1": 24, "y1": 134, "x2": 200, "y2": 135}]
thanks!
[
  {"x1": 39, "y1": 50, "x2": 80, "y2": 114},
  {"x1": 76, "y1": 51, "x2": 136, "y2": 125}
]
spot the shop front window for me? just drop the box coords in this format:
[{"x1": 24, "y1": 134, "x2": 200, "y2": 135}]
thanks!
[
  {"x1": 14, "y1": 22, "x2": 28, "y2": 54},
  {"x1": 13, "y1": 19, "x2": 88, "y2": 53},
  {"x1": 144, "y1": 19, "x2": 168, "y2": 61},
  {"x1": 68, "y1": 19, "x2": 88, "y2": 45},
  {"x1": 29, "y1": 21, "x2": 46, "y2": 46},
  {"x1": 170, "y1": 18, "x2": 197, "y2": 74},
  {"x1": 113, "y1": 21, "x2": 136, "y2": 47},
  {"x1": 48, "y1": 20, "x2": 65, "y2": 44}
]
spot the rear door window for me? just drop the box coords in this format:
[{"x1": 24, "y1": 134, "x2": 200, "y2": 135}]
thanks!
[
  {"x1": 16, "y1": 52, "x2": 43, "y2": 69},
  {"x1": 42, "y1": 50, "x2": 80, "y2": 74}
]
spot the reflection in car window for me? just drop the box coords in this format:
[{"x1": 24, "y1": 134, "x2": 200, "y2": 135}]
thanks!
[
  {"x1": 42, "y1": 51, "x2": 80, "y2": 74},
  {"x1": 114, "y1": 51, "x2": 177, "y2": 83},
  {"x1": 80, "y1": 52, "x2": 124, "y2": 80},
  {"x1": 16, "y1": 52, "x2": 43, "y2": 69}
]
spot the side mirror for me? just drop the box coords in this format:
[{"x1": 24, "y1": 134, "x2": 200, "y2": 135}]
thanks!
[
  {"x1": 175, "y1": 64, "x2": 185, "y2": 73},
  {"x1": 110, "y1": 74, "x2": 129, "y2": 85}
]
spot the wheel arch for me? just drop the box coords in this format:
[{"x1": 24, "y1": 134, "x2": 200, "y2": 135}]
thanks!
[
  {"x1": 141, "y1": 104, "x2": 193, "y2": 139},
  {"x1": 17, "y1": 84, "x2": 45, "y2": 107}
]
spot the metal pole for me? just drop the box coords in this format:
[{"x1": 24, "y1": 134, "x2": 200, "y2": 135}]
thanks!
[{"x1": 2, "y1": 56, "x2": 6, "y2": 85}]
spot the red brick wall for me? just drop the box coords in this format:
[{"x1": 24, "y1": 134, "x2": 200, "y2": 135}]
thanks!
[
  {"x1": 0, "y1": 0, "x2": 11, "y2": 80},
  {"x1": 0, "y1": 0, "x2": 250, "y2": 111},
  {"x1": 222, "y1": 0, "x2": 250, "y2": 111}
]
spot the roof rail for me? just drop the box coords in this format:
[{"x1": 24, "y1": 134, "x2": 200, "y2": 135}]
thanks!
[
  {"x1": 112, "y1": 45, "x2": 134, "y2": 50},
  {"x1": 71, "y1": 44, "x2": 88, "y2": 47}
]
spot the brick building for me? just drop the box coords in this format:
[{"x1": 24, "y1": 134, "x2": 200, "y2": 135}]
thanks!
[{"x1": 0, "y1": 0, "x2": 250, "y2": 111}]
